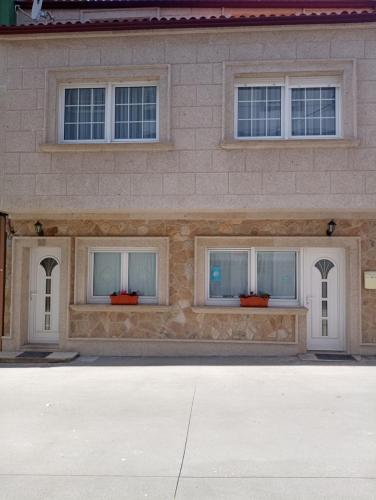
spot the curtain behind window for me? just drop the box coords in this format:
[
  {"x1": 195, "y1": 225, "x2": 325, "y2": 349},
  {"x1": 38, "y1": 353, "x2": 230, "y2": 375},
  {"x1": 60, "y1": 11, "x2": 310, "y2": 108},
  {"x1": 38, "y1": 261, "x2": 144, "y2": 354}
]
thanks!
[
  {"x1": 209, "y1": 251, "x2": 248, "y2": 298},
  {"x1": 128, "y1": 252, "x2": 157, "y2": 296},
  {"x1": 93, "y1": 252, "x2": 121, "y2": 296},
  {"x1": 257, "y1": 251, "x2": 296, "y2": 299}
]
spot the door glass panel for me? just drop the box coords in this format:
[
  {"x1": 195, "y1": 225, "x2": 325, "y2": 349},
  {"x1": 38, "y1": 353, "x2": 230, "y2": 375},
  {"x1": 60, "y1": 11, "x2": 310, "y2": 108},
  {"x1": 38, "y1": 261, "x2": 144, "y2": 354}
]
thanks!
[
  {"x1": 322, "y1": 300, "x2": 328, "y2": 317},
  {"x1": 39, "y1": 258, "x2": 59, "y2": 332},
  {"x1": 322, "y1": 319, "x2": 328, "y2": 337},
  {"x1": 322, "y1": 281, "x2": 327, "y2": 298}
]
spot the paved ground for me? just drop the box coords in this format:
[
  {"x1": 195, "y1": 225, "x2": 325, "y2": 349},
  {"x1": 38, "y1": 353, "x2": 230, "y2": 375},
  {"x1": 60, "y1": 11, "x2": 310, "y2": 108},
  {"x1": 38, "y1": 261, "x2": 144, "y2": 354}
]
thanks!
[{"x1": 0, "y1": 356, "x2": 376, "y2": 500}]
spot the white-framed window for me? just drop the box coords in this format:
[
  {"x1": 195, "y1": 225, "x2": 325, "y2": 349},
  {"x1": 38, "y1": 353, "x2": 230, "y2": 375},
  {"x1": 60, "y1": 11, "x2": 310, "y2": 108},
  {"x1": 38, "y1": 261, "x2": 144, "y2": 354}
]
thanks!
[
  {"x1": 59, "y1": 83, "x2": 159, "y2": 143},
  {"x1": 235, "y1": 76, "x2": 341, "y2": 140},
  {"x1": 206, "y1": 248, "x2": 300, "y2": 307},
  {"x1": 88, "y1": 248, "x2": 158, "y2": 304}
]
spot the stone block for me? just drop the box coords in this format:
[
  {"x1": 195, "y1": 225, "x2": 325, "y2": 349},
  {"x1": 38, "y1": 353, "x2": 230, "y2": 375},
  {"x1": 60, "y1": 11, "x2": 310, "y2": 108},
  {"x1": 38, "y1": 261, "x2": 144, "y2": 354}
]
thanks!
[
  {"x1": 263, "y1": 42, "x2": 297, "y2": 59},
  {"x1": 1, "y1": 153, "x2": 20, "y2": 174},
  {"x1": 3, "y1": 175, "x2": 35, "y2": 195},
  {"x1": 82, "y1": 153, "x2": 115, "y2": 173},
  {"x1": 195, "y1": 127, "x2": 221, "y2": 149},
  {"x1": 163, "y1": 173, "x2": 195, "y2": 194},
  {"x1": 196, "y1": 173, "x2": 228, "y2": 194},
  {"x1": 179, "y1": 151, "x2": 212, "y2": 172},
  {"x1": 114, "y1": 152, "x2": 147, "y2": 173},
  {"x1": 146, "y1": 151, "x2": 179, "y2": 173},
  {"x1": 172, "y1": 129, "x2": 196, "y2": 150},
  {"x1": 7, "y1": 70, "x2": 22, "y2": 90},
  {"x1": 172, "y1": 85, "x2": 197, "y2": 107},
  {"x1": 279, "y1": 149, "x2": 313, "y2": 172},
  {"x1": 131, "y1": 41, "x2": 165, "y2": 64},
  {"x1": 263, "y1": 172, "x2": 295, "y2": 194},
  {"x1": 36, "y1": 174, "x2": 67, "y2": 195},
  {"x1": 229, "y1": 172, "x2": 262, "y2": 194},
  {"x1": 197, "y1": 44, "x2": 229, "y2": 63},
  {"x1": 331, "y1": 40, "x2": 364, "y2": 58},
  {"x1": 246, "y1": 150, "x2": 279, "y2": 172},
  {"x1": 175, "y1": 106, "x2": 213, "y2": 128},
  {"x1": 196, "y1": 85, "x2": 222, "y2": 106},
  {"x1": 51, "y1": 153, "x2": 83, "y2": 173},
  {"x1": 100, "y1": 41, "x2": 133, "y2": 66},
  {"x1": 331, "y1": 172, "x2": 364, "y2": 194},
  {"x1": 21, "y1": 110, "x2": 44, "y2": 131},
  {"x1": 4, "y1": 111, "x2": 21, "y2": 131},
  {"x1": 69, "y1": 49, "x2": 101, "y2": 66},
  {"x1": 165, "y1": 40, "x2": 197, "y2": 63},
  {"x1": 358, "y1": 103, "x2": 376, "y2": 126},
  {"x1": 365, "y1": 173, "x2": 376, "y2": 193},
  {"x1": 131, "y1": 174, "x2": 163, "y2": 195},
  {"x1": 67, "y1": 174, "x2": 99, "y2": 195},
  {"x1": 6, "y1": 90, "x2": 37, "y2": 111},
  {"x1": 22, "y1": 69, "x2": 46, "y2": 89},
  {"x1": 180, "y1": 64, "x2": 213, "y2": 85},
  {"x1": 5, "y1": 131, "x2": 35, "y2": 153},
  {"x1": 37, "y1": 47, "x2": 69, "y2": 68},
  {"x1": 99, "y1": 174, "x2": 131, "y2": 195},
  {"x1": 212, "y1": 150, "x2": 245, "y2": 172},
  {"x1": 313, "y1": 149, "x2": 349, "y2": 171},
  {"x1": 296, "y1": 172, "x2": 330, "y2": 194},
  {"x1": 297, "y1": 42, "x2": 330, "y2": 59},
  {"x1": 20, "y1": 153, "x2": 51, "y2": 173},
  {"x1": 229, "y1": 43, "x2": 263, "y2": 60},
  {"x1": 358, "y1": 60, "x2": 376, "y2": 81},
  {"x1": 7, "y1": 45, "x2": 38, "y2": 69},
  {"x1": 349, "y1": 148, "x2": 376, "y2": 171}
]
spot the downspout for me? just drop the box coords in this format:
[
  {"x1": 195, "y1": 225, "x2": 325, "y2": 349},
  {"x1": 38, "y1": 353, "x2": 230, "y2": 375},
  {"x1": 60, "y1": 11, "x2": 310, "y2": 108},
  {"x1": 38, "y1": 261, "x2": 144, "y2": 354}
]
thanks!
[{"x1": 0, "y1": 212, "x2": 8, "y2": 350}]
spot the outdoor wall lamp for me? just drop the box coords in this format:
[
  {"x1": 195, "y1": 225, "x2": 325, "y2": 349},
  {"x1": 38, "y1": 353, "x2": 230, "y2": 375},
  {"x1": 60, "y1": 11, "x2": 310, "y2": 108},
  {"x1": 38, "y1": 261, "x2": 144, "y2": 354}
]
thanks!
[
  {"x1": 326, "y1": 219, "x2": 337, "y2": 237},
  {"x1": 34, "y1": 221, "x2": 44, "y2": 237}
]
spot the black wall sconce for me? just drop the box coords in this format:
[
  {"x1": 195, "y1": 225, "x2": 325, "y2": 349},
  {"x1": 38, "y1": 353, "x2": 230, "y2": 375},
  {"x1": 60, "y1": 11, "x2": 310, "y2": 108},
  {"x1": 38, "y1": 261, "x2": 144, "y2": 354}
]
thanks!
[
  {"x1": 34, "y1": 221, "x2": 44, "y2": 237},
  {"x1": 326, "y1": 219, "x2": 336, "y2": 237}
]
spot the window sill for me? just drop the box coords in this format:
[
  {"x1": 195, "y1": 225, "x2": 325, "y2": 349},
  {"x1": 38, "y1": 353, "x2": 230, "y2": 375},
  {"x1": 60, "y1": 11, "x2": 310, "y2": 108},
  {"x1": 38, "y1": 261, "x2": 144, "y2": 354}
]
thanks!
[
  {"x1": 220, "y1": 138, "x2": 360, "y2": 150},
  {"x1": 192, "y1": 306, "x2": 308, "y2": 315},
  {"x1": 70, "y1": 304, "x2": 171, "y2": 313},
  {"x1": 40, "y1": 142, "x2": 174, "y2": 153}
]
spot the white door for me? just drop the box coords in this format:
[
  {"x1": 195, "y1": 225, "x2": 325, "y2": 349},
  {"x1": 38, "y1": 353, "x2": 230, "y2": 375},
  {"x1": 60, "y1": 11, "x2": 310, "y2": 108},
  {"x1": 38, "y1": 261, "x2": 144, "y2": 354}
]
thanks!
[
  {"x1": 28, "y1": 247, "x2": 61, "y2": 344},
  {"x1": 304, "y1": 248, "x2": 345, "y2": 351}
]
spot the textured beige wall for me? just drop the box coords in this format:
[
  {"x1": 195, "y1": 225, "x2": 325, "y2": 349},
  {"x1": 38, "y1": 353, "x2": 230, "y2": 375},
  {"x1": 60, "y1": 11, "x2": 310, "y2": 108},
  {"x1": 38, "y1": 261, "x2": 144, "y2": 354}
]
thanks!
[
  {"x1": 1, "y1": 25, "x2": 376, "y2": 214},
  {"x1": 2, "y1": 217, "x2": 376, "y2": 347}
]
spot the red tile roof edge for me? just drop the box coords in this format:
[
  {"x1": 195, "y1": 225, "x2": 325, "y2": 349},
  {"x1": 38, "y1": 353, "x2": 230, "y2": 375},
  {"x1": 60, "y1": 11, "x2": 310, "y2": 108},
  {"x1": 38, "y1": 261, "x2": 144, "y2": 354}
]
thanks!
[
  {"x1": 14, "y1": 0, "x2": 376, "y2": 10},
  {"x1": 2, "y1": 10, "x2": 376, "y2": 34}
]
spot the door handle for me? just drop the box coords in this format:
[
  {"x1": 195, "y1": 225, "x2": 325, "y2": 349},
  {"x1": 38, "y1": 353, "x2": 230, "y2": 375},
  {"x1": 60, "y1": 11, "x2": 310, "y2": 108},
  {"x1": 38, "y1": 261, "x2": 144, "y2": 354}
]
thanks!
[{"x1": 29, "y1": 291, "x2": 37, "y2": 301}]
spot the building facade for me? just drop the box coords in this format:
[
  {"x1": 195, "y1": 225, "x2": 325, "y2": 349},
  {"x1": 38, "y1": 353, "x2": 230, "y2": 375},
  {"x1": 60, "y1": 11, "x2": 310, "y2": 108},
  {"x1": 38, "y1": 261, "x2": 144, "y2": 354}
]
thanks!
[{"x1": 1, "y1": 0, "x2": 376, "y2": 356}]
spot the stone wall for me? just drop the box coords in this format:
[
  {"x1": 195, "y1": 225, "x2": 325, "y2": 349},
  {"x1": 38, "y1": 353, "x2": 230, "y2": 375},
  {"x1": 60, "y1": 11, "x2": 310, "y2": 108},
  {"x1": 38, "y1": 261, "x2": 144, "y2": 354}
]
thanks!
[
  {"x1": 2, "y1": 26, "x2": 376, "y2": 214},
  {"x1": 3, "y1": 217, "x2": 376, "y2": 344}
]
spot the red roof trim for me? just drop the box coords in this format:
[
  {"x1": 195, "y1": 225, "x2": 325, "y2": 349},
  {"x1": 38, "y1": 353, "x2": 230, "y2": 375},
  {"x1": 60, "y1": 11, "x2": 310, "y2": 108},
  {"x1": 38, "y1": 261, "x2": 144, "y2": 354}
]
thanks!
[
  {"x1": 3, "y1": 10, "x2": 376, "y2": 34},
  {"x1": 14, "y1": 0, "x2": 376, "y2": 10}
]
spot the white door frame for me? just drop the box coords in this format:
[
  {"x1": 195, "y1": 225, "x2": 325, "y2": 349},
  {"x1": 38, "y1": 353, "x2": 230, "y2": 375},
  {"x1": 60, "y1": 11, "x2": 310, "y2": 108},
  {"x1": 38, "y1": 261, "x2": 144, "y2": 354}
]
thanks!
[
  {"x1": 28, "y1": 247, "x2": 61, "y2": 344},
  {"x1": 304, "y1": 247, "x2": 346, "y2": 352}
]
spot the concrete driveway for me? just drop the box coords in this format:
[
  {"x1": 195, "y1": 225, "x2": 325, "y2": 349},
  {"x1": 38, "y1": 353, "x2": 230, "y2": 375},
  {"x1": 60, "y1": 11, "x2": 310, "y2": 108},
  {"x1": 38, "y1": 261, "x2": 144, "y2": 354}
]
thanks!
[{"x1": 0, "y1": 357, "x2": 376, "y2": 500}]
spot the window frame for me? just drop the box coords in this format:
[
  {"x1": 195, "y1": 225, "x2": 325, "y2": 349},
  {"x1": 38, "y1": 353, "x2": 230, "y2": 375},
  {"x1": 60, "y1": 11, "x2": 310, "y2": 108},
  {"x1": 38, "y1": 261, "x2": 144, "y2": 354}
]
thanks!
[
  {"x1": 58, "y1": 82, "x2": 160, "y2": 144},
  {"x1": 87, "y1": 247, "x2": 159, "y2": 304},
  {"x1": 234, "y1": 76, "x2": 341, "y2": 141},
  {"x1": 206, "y1": 247, "x2": 301, "y2": 307}
]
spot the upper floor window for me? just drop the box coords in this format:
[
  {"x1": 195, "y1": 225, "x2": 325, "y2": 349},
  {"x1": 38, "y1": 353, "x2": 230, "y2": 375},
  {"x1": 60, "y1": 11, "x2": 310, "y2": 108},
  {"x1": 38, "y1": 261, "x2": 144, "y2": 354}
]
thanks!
[
  {"x1": 60, "y1": 84, "x2": 159, "y2": 143},
  {"x1": 235, "y1": 76, "x2": 340, "y2": 140}
]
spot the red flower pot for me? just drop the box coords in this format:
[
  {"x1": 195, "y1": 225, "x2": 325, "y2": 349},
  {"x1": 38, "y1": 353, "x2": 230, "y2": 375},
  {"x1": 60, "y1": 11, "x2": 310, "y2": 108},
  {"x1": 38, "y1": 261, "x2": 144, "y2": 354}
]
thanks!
[
  {"x1": 110, "y1": 295, "x2": 139, "y2": 305},
  {"x1": 240, "y1": 296, "x2": 269, "y2": 308}
]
